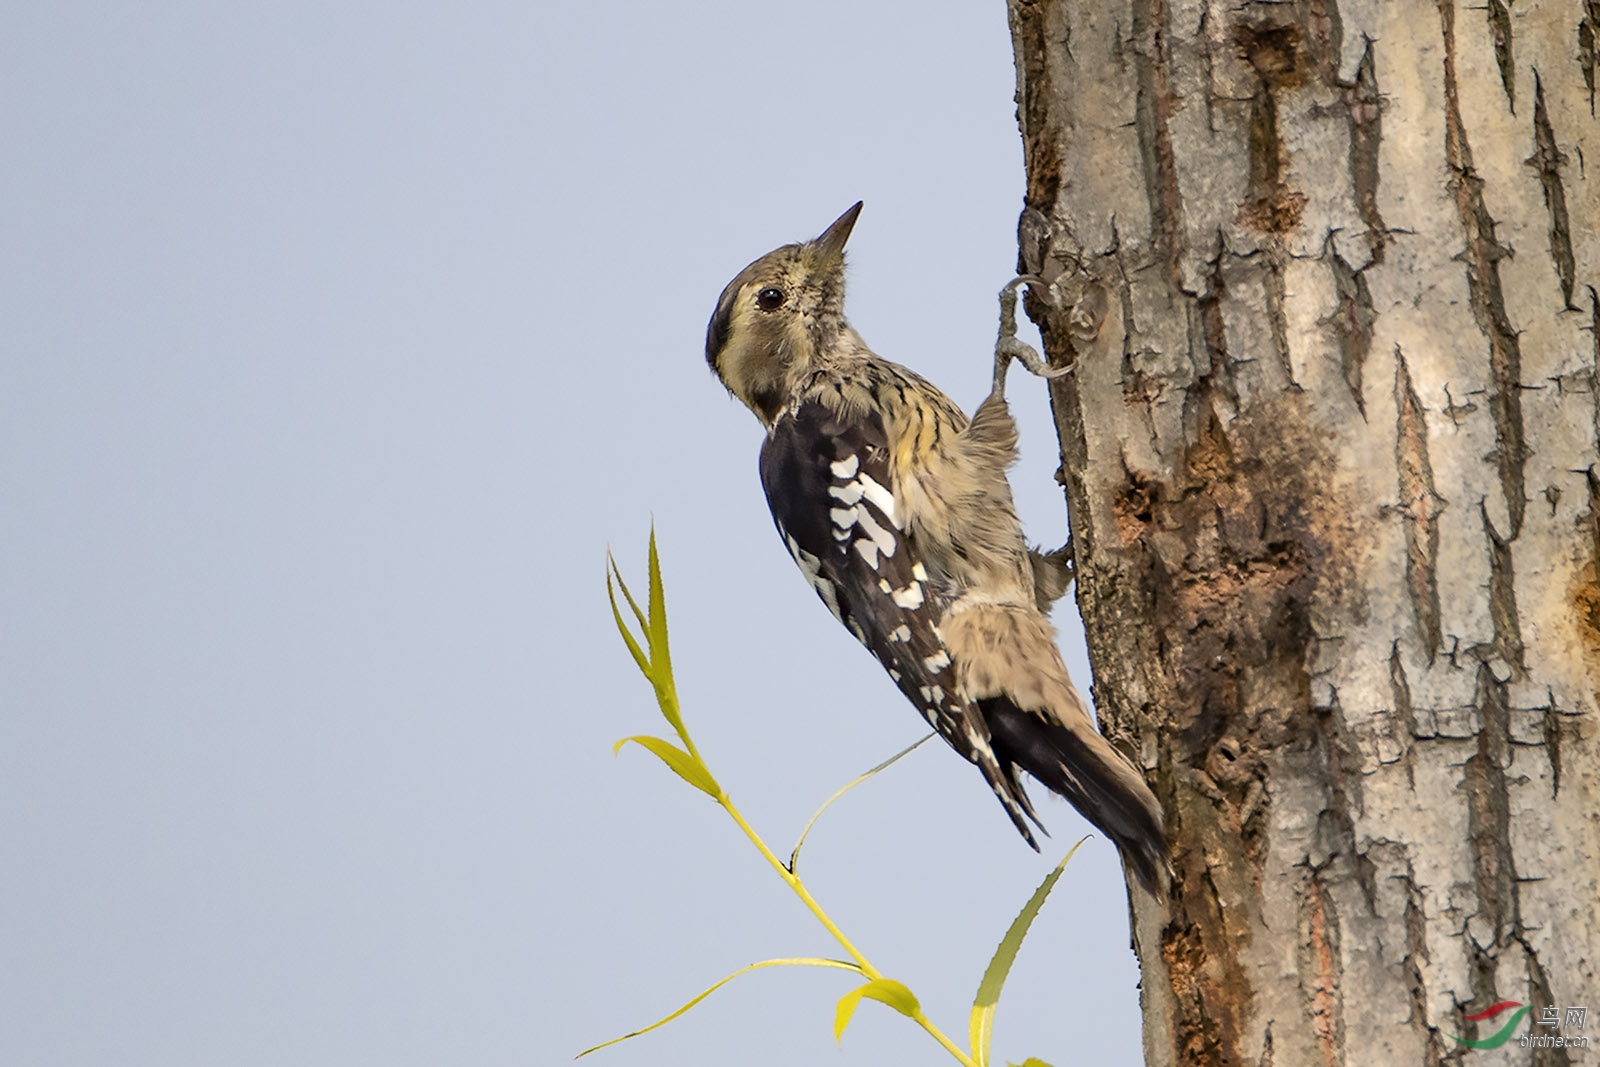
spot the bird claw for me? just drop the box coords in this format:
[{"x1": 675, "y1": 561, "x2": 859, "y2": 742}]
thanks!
[
  {"x1": 1001, "y1": 337, "x2": 1073, "y2": 378},
  {"x1": 993, "y1": 275, "x2": 1076, "y2": 398},
  {"x1": 1028, "y1": 539, "x2": 1075, "y2": 612}
]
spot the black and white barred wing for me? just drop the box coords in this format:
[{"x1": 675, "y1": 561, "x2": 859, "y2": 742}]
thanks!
[
  {"x1": 758, "y1": 401, "x2": 966, "y2": 733},
  {"x1": 758, "y1": 401, "x2": 1041, "y2": 841}
]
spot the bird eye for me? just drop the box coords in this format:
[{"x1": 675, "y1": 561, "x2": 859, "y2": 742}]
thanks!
[{"x1": 756, "y1": 287, "x2": 786, "y2": 311}]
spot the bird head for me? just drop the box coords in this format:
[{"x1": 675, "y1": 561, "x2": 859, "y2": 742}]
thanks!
[{"x1": 705, "y1": 202, "x2": 862, "y2": 426}]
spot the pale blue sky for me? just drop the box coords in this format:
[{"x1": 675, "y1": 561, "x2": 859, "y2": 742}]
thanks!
[{"x1": 2, "y1": 4, "x2": 1144, "y2": 1064}]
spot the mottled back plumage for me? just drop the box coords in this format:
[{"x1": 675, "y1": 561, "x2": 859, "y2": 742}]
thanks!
[{"x1": 706, "y1": 204, "x2": 1169, "y2": 893}]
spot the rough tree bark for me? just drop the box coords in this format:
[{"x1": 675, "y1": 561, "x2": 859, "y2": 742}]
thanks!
[{"x1": 1005, "y1": 2, "x2": 1599, "y2": 1064}]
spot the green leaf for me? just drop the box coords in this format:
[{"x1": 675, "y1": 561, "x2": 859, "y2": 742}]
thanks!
[
  {"x1": 605, "y1": 562, "x2": 649, "y2": 677},
  {"x1": 790, "y1": 733, "x2": 934, "y2": 871},
  {"x1": 610, "y1": 550, "x2": 649, "y2": 637},
  {"x1": 577, "y1": 957, "x2": 861, "y2": 1058},
  {"x1": 833, "y1": 986, "x2": 864, "y2": 1043},
  {"x1": 860, "y1": 978, "x2": 919, "y2": 1017},
  {"x1": 642, "y1": 530, "x2": 693, "y2": 754},
  {"x1": 833, "y1": 978, "x2": 921, "y2": 1042},
  {"x1": 969, "y1": 840, "x2": 1085, "y2": 1067},
  {"x1": 613, "y1": 735, "x2": 720, "y2": 798},
  {"x1": 646, "y1": 526, "x2": 672, "y2": 682},
  {"x1": 608, "y1": 539, "x2": 696, "y2": 755}
]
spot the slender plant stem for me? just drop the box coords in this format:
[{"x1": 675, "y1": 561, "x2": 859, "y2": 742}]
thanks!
[
  {"x1": 718, "y1": 793, "x2": 875, "y2": 973},
  {"x1": 911, "y1": 1006, "x2": 981, "y2": 1067},
  {"x1": 716, "y1": 790, "x2": 978, "y2": 1067},
  {"x1": 611, "y1": 548, "x2": 986, "y2": 1067}
]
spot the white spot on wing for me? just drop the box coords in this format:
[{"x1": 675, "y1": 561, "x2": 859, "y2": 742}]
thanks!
[
  {"x1": 888, "y1": 668, "x2": 902, "y2": 681},
  {"x1": 828, "y1": 482, "x2": 864, "y2": 505},
  {"x1": 829, "y1": 506, "x2": 858, "y2": 529},
  {"x1": 831, "y1": 455, "x2": 860, "y2": 479},
  {"x1": 856, "y1": 474, "x2": 897, "y2": 526},
  {"x1": 889, "y1": 625, "x2": 910, "y2": 643},
  {"x1": 969, "y1": 731, "x2": 995, "y2": 761},
  {"x1": 854, "y1": 538, "x2": 881, "y2": 569},
  {"x1": 785, "y1": 534, "x2": 843, "y2": 622},
  {"x1": 853, "y1": 508, "x2": 897, "y2": 560},
  {"x1": 891, "y1": 582, "x2": 924, "y2": 609},
  {"x1": 923, "y1": 650, "x2": 951, "y2": 672}
]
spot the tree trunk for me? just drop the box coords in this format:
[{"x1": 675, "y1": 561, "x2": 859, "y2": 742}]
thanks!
[{"x1": 1006, "y1": 2, "x2": 1599, "y2": 1064}]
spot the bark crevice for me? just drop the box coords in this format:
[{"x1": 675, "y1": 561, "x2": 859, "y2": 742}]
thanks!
[
  {"x1": 1401, "y1": 858, "x2": 1445, "y2": 1067},
  {"x1": 1333, "y1": 37, "x2": 1389, "y2": 263},
  {"x1": 1487, "y1": 0, "x2": 1516, "y2": 113},
  {"x1": 1388, "y1": 644, "x2": 1419, "y2": 787},
  {"x1": 1521, "y1": 947, "x2": 1575, "y2": 1067},
  {"x1": 1326, "y1": 247, "x2": 1374, "y2": 416},
  {"x1": 1131, "y1": 0, "x2": 1184, "y2": 287},
  {"x1": 1464, "y1": 663, "x2": 1518, "y2": 948},
  {"x1": 1236, "y1": 21, "x2": 1309, "y2": 236},
  {"x1": 1530, "y1": 73, "x2": 1577, "y2": 310},
  {"x1": 1011, "y1": 0, "x2": 1061, "y2": 212},
  {"x1": 1394, "y1": 347, "x2": 1446, "y2": 663},
  {"x1": 1581, "y1": 1, "x2": 1600, "y2": 116},
  {"x1": 1481, "y1": 502, "x2": 1525, "y2": 673},
  {"x1": 1439, "y1": 0, "x2": 1529, "y2": 537}
]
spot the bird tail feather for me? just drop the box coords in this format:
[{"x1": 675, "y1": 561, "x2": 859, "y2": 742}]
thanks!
[
  {"x1": 983, "y1": 697, "x2": 1169, "y2": 895},
  {"x1": 942, "y1": 601, "x2": 1170, "y2": 895}
]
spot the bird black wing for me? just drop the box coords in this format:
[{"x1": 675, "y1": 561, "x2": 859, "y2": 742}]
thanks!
[
  {"x1": 758, "y1": 400, "x2": 1040, "y2": 839},
  {"x1": 758, "y1": 401, "x2": 965, "y2": 732}
]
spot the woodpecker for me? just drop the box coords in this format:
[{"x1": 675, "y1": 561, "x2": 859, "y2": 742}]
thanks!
[{"x1": 705, "y1": 203, "x2": 1169, "y2": 892}]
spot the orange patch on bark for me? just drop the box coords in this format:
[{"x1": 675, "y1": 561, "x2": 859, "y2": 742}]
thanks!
[{"x1": 1572, "y1": 561, "x2": 1600, "y2": 698}]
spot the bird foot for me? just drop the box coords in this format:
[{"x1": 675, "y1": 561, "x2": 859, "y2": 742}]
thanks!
[
  {"x1": 993, "y1": 275, "x2": 1076, "y2": 398},
  {"x1": 1028, "y1": 539, "x2": 1075, "y2": 612}
]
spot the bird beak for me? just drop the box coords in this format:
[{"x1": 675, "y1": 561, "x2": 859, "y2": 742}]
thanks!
[{"x1": 813, "y1": 201, "x2": 863, "y2": 260}]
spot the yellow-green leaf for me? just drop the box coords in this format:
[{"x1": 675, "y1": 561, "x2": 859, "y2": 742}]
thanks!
[
  {"x1": 605, "y1": 564, "x2": 649, "y2": 677},
  {"x1": 609, "y1": 551, "x2": 649, "y2": 636},
  {"x1": 970, "y1": 840, "x2": 1084, "y2": 1067},
  {"x1": 609, "y1": 533, "x2": 695, "y2": 753},
  {"x1": 613, "y1": 735, "x2": 720, "y2": 798},
  {"x1": 1008, "y1": 1059, "x2": 1055, "y2": 1067},
  {"x1": 861, "y1": 978, "x2": 919, "y2": 1017},
  {"x1": 790, "y1": 733, "x2": 934, "y2": 871},
  {"x1": 833, "y1": 978, "x2": 920, "y2": 1042},
  {"x1": 641, "y1": 531, "x2": 695, "y2": 752},
  {"x1": 577, "y1": 957, "x2": 861, "y2": 1058},
  {"x1": 646, "y1": 526, "x2": 672, "y2": 680},
  {"x1": 833, "y1": 986, "x2": 864, "y2": 1042}
]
